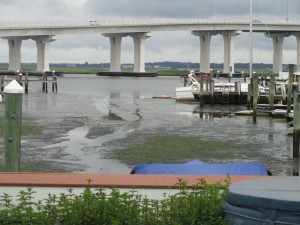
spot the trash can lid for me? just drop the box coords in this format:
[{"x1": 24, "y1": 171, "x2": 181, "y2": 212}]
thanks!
[{"x1": 227, "y1": 177, "x2": 300, "y2": 212}]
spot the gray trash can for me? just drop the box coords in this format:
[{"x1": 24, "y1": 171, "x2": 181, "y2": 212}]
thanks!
[{"x1": 223, "y1": 177, "x2": 300, "y2": 225}]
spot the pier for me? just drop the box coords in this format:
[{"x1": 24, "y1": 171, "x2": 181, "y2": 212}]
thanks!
[{"x1": 0, "y1": 70, "x2": 60, "y2": 94}]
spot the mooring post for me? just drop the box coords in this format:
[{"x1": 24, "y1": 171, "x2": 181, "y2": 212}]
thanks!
[
  {"x1": 1, "y1": 76, "x2": 4, "y2": 93},
  {"x1": 25, "y1": 73, "x2": 29, "y2": 94},
  {"x1": 42, "y1": 71, "x2": 48, "y2": 93},
  {"x1": 293, "y1": 92, "x2": 300, "y2": 158},
  {"x1": 287, "y1": 64, "x2": 294, "y2": 114},
  {"x1": 269, "y1": 74, "x2": 275, "y2": 110},
  {"x1": 4, "y1": 80, "x2": 24, "y2": 172},
  {"x1": 52, "y1": 70, "x2": 58, "y2": 93},
  {"x1": 52, "y1": 70, "x2": 55, "y2": 92},
  {"x1": 247, "y1": 80, "x2": 253, "y2": 110},
  {"x1": 199, "y1": 73, "x2": 204, "y2": 107},
  {"x1": 252, "y1": 75, "x2": 258, "y2": 122},
  {"x1": 45, "y1": 72, "x2": 48, "y2": 93},
  {"x1": 42, "y1": 71, "x2": 45, "y2": 92}
]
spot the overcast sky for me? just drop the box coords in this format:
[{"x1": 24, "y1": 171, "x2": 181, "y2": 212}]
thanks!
[{"x1": 0, "y1": 0, "x2": 299, "y2": 65}]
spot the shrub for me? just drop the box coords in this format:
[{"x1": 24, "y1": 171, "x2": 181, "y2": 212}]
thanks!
[{"x1": 0, "y1": 178, "x2": 230, "y2": 225}]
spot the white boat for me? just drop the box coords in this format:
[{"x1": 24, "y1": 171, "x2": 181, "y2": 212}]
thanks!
[
  {"x1": 175, "y1": 71, "x2": 269, "y2": 101},
  {"x1": 175, "y1": 71, "x2": 201, "y2": 100}
]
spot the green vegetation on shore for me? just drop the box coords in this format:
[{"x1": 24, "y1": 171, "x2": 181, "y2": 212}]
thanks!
[
  {"x1": 0, "y1": 179, "x2": 229, "y2": 225},
  {"x1": 106, "y1": 136, "x2": 233, "y2": 166},
  {"x1": 2, "y1": 65, "x2": 275, "y2": 77}
]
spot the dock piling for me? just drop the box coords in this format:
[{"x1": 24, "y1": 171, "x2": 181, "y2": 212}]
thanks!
[
  {"x1": 252, "y1": 75, "x2": 258, "y2": 122},
  {"x1": 269, "y1": 74, "x2": 275, "y2": 110},
  {"x1": 293, "y1": 92, "x2": 300, "y2": 158},
  {"x1": 287, "y1": 64, "x2": 294, "y2": 114},
  {"x1": 4, "y1": 80, "x2": 24, "y2": 172},
  {"x1": 247, "y1": 82, "x2": 253, "y2": 110},
  {"x1": 1, "y1": 76, "x2": 4, "y2": 93},
  {"x1": 199, "y1": 74, "x2": 204, "y2": 107},
  {"x1": 25, "y1": 73, "x2": 29, "y2": 94},
  {"x1": 42, "y1": 71, "x2": 48, "y2": 93}
]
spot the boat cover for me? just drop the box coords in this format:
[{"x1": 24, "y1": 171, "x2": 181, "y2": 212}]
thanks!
[
  {"x1": 223, "y1": 177, "x2": 300, "y2": 225},
  {"x1": 130, "y1": 160, "x2": 268, "y2": 175}
]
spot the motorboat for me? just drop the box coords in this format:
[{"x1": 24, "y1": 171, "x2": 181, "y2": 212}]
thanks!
[
  {"x1": 175, "y1": 71, "x2": 201, "y2": 100},
  {"x1": 175, "y1": 71, "x2": 268, "y2": 101}
]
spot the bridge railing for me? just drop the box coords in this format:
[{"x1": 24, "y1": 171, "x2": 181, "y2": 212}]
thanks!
[{"x1": 0, "y1": 19, "x2": 298, "y2": 29}]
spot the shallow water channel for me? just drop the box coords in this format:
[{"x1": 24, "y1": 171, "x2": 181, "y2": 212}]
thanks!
[{"x1": 1, "y1": 74, "x2": 298, "y2": 175}]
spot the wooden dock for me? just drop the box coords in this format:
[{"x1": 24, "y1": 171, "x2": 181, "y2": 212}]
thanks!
[
  {"x1": 0, "y1": 72, "x2": 58, "y2": 94},
  {"x1": 0, "y1": 70, "x2": 63, "y2": 77}
]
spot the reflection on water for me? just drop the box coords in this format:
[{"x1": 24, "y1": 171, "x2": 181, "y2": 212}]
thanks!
[{"x1": 42, "y1": 126, "x2": 133, "y2": 173}]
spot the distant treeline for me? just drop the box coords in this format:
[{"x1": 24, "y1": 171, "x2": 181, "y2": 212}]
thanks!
[{"x1": 0, "y1": 62, "x2": 291, "y2": 71}]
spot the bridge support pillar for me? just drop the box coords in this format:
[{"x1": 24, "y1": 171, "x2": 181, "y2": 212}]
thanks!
[
  {"x1": 265, "y1": 32, "x2": 290, "y2": 74},
  {"x1": 31, "y1": 36, "x2": 57, "y2": 72},
  {"x1": 130, "y1": 33, "x2": 152, "y2": 72},
  {"x1": 192, "y1": 31, "x2": 217, "y2": 73},
  {"x1": 222, "y1": 31, "x2": 242, "y2": 74},
  {"x1": 103, "y1": 33, "x2": 127, "y2": 72},
  {"x1": 272, "y1": 37, "x2": 284, "y2": 74},
  {"x1": 5, "y1": 37, "x2": 27, "y2": 71}
]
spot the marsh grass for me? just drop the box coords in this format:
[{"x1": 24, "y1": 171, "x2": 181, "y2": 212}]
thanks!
[
  {"x1": 107, "y1": 136, "x2": 233, "y2": 166},
  {"x1": 0, "y1": 178, "x2": 230, "y2": 225}
]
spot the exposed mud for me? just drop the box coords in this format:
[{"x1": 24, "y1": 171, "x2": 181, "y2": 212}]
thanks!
[{"x1": 0, "y1": 75, "x2": 298, "y2": 175}]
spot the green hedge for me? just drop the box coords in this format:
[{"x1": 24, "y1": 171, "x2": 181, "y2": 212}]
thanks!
[{"x1": 0, "y1": 178, "x2": 229, "y2": 225}]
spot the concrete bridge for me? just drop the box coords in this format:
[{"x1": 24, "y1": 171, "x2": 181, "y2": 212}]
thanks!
[{"x1": 1, "y1": 19, "x2": 300, "y2": 73}]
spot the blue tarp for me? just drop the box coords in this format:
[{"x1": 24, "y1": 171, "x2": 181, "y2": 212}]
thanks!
[{"x1": 130, "y1": 160, "x2": 268, "y2": 175}]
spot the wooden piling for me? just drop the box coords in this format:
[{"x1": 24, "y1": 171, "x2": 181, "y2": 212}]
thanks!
[
  {"x1": 52, "y1": 76, "x2": 57, "y2": 93},
  {"x1": 247, "y1": 81, "x2": 253, "y2": 110},
  {"x1": 287, "y1": 64, "x2": 294, "y2": 114},
  {"x1": 269, "y1": 74, "x2": 275, "y2": 110},
  {"x1": 252, "y1": 75, "x2": 258, "y2": 122},
  {"x1": 199, "y1": 74, "x2": 204, "y2": 107},
  {"x1": 25, "y1": 73, "x2": 29, "y2": 94},
  {"x1": 42, "y1": 72, "x2": 48, "y2": 93},
  {"x1": 4, "y1": 80, "x2": 24, "y2": 172},
  {"x1": 1, "y1": 76, "x2": 4, "y2": 93},
  {"x1": 293, "y1": 92, "x2": 300, "y2": 158}
]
